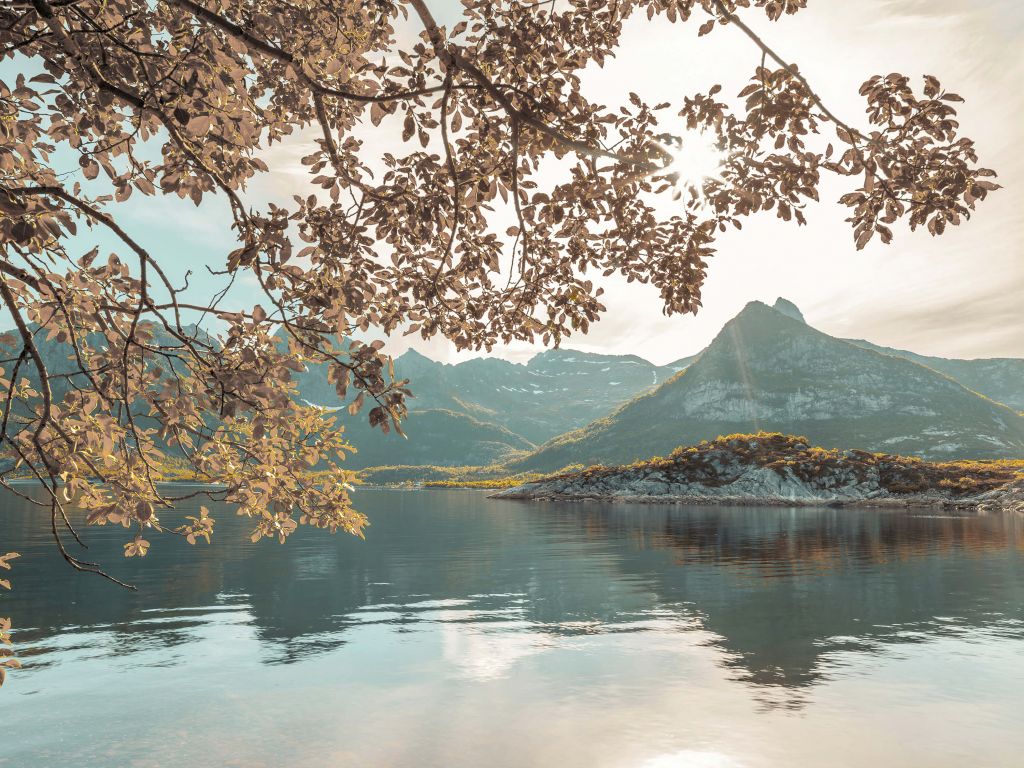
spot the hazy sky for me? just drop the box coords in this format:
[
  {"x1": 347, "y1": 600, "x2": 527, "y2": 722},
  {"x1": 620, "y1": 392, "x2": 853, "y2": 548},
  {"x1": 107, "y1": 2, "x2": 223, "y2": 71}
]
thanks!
[
  {"x1": 577, "y1": 0, "x2": 1024, "y2": 365},
  {"x1": 317, "y1": 0, "x2": 1024, "y2": 364},
  {"x1": 21, "y1": 0, "x2": 1021, "y2": 365},
  {"x1": 481, "y1": 0, "x2": 1024, "y2": 365}
]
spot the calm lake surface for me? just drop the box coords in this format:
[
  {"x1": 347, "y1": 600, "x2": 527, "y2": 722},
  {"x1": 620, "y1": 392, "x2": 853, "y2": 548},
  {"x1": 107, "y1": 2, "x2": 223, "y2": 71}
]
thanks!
[{"x1": 2, "y1": 487, "x2": 1023, "y2": 767}]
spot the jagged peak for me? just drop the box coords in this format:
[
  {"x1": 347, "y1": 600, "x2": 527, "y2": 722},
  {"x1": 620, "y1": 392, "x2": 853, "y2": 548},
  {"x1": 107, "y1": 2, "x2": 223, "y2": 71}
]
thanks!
[
  {"x1": 395, "y1": 347, "x2": 445, "y2": 371},
  {"x1": 724, "y1": 299, "x2": 807, "y2": 330},
  {"x1": 689, "y1": 299, "x2": 826, "y2": 371},
  {"x1": 729, "y1": 300, "x2": 782, "y2": 324},
  {"x1": 772, "y1": 297, "x2": 806, "y2": 324},
  {"x1": 397, "y1": 347, "x2": 431, "y2": 360}
]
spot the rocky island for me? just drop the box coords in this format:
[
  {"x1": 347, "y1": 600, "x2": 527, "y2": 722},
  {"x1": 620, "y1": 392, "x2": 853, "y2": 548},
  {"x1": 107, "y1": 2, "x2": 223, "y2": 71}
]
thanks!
[{"x1": 491, "y1": 433, "x2": 1024, "y2": 511}]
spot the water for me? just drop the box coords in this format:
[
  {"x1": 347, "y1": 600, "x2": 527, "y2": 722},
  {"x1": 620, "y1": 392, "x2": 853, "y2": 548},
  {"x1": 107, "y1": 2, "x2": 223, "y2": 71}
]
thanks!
[{"x1": 2, "y1": 487, "x2": 1023, "y2": 767}]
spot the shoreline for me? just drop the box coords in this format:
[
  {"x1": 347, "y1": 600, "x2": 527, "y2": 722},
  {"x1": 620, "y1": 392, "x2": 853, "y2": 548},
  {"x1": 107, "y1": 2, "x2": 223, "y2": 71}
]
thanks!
[
  {"x1": 488, "y1": 434, "x2": 1024, "y2": 512},
  {"x1": 488, "y1": 490, "x2": 1014, "y2": 510}
]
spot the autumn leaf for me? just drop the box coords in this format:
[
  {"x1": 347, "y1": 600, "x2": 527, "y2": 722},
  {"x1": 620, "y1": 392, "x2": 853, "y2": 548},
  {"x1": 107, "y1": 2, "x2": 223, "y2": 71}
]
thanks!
[
  {"x1": 185, "y1": 114, "x2": 212, "y2": 136},
  {"x1": 124, "y1": 537, "x2": 151, "y2": 558}
]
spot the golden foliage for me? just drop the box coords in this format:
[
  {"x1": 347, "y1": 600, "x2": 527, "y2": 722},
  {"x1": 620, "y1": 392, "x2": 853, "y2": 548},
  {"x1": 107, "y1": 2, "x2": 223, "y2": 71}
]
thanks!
[
  {"x1": 0, "y1": 552, "x2": 20, "y2": 686},
  {"x1": 0, "y1": 0, "x2": 998, "y2": 586}
]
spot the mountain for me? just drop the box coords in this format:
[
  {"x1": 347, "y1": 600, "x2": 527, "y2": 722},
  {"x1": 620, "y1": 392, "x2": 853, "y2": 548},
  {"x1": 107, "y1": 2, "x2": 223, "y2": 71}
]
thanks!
[
  {"x1": 336, "y1": 408, "x2": 534, "y2": 470},
  {"x1": 279, "y1": 334, "x2": 691, "y2": 468},
  {"x1": 0, "y1": 325, "x2": 535, "y2": 471},
  {"x1": 510, "y1": 300, "x2": 1024, "y2": 472},
  {"x1": 294, "y1": 345, "x2": 687, "y2": 445},
  {"x1": 771, "y1": 297, "x2": 806, "y2": 324},
  {"x1": 663, "y1": 352, "x2": 701, "y2": 373},
  {"x1": 9, "y1": 298, "x2": 1021, "y2": 475},
  {"x1": 843, "y1": 339, "x2": 1024, "y2": 411},
  {"x1": 0, "y1": 322, "x2": 219, "y2": 414}
]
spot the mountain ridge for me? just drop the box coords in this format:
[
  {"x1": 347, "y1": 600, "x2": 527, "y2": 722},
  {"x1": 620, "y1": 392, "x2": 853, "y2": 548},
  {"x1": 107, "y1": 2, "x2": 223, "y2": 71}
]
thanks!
[
  {"x1": 293, "y1": 343, "x2": 688, "y2": 445},
  {"x1": 842, "y1": 337, "x2": 1024, "y2": 411},
  {"x1": 4, "y1": 298, "x2": 1021, "y2": 475},
  {"x1": 506, "y1": 300, "x2": 1024, "y2": 472}
]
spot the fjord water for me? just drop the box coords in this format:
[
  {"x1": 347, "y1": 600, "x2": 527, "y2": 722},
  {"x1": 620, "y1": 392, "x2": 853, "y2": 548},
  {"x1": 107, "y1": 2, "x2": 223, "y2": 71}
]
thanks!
[{"x1": 3, "y1": 489, "x2": 1023, "y2": 767}]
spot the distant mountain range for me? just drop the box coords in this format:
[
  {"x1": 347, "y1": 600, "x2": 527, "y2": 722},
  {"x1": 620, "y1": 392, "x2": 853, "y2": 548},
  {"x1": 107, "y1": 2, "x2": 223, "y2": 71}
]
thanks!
[
  {"x1": 297, "y1": 344, "x2": 695, "y2": 468},
  {"x1": 4, "y1": 298, "x2": 1023, "y2": 472},
  {"x1": 298, "y1": 347, "x2": 692, "y2": 446}
]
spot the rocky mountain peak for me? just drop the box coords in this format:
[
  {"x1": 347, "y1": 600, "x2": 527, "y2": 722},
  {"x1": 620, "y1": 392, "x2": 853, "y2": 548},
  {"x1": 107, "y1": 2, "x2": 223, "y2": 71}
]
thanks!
[
  {"x1": 772, "y1": 297, "x2": 806, "y2": 324},
  {"x1": 395, "y1": 347, "x2": 441, "y2": 370}
]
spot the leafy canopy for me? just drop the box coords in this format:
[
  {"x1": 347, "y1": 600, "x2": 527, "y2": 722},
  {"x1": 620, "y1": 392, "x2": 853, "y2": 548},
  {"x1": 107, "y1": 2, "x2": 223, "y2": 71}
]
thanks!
[{"x1": 0, "y1": 0, "x2": 997, "y2": 584}]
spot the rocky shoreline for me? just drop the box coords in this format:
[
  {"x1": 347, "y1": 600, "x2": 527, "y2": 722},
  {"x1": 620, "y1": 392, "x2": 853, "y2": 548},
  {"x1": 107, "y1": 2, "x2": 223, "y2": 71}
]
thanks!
[{"x1": 490, "y1": 433, "x2": 1024, "y2": 511}]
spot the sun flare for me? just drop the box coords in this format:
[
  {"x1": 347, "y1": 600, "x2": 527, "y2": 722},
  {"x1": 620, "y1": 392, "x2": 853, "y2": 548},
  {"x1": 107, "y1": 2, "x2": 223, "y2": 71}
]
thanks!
[{"x1": 667, "y1": 129, "x2": 726, "y2": 194}]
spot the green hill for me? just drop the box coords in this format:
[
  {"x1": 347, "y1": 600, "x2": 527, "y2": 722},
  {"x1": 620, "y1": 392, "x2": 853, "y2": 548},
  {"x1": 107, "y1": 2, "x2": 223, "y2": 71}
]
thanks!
[{"x1": 336, "y1": 408, "x2": 534, "y2": 469}]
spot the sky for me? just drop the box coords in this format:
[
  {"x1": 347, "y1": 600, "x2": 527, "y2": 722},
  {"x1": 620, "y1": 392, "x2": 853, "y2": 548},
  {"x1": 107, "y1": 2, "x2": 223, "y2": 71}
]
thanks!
[
  {"x1": 275, "y1": 0, "x2": 1024, "y2": 364},
  {"x1": 495, "y1": 0, "x2": 1024, "y2": 365},
  {"x1": 15, "y1": 0, "x2": 1022, "y2": 365},
  {"x1": 580, "y1": 0, "x2": 1024, "y2": 365}
]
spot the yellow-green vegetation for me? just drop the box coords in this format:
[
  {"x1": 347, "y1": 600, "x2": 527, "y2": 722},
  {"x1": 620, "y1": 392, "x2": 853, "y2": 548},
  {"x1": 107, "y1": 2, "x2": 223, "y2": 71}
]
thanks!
[
  {"x1": 356, "y1": 464, "x2": 508, "y2": 486},
  {"x1": 4, "y1": 454, "x2": 205, "y2": 483},
  {"x1": 320, "y1": 432, "x2": 1024, "y2": 493},
  {"x1": 0, "y1": 551, "x2": 20, "y2": 687},
  {"x1": 155, "y1": 456, "x2": 205, "y2": 482},
  {"x1": 424, "y1": 473, "x2": 551, "y2": 490},
  {"x1": 538, "y1": 432, "x2": 1024, "y2": 497},
  {"x1": 360, "y1": 463, "x2": 586, "y2": 488}
]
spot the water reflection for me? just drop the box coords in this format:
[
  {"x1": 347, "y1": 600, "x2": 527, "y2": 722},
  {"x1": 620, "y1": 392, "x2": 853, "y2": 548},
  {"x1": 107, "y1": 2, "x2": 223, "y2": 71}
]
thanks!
[
  {"x1": 6, "y1": 491, "x2": 1023, "y2": 680},
  {"x1": 570, "y1": 505, "x2": 1024, "y2": 698},
  {"x1": 2, "y1": 488, "x2": 1023, "y2": 767}
]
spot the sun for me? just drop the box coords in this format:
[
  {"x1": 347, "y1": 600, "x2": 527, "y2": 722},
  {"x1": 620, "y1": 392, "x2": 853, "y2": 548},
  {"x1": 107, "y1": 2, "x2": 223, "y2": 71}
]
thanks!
[{"x1": 666, "y1": 129, "x2": 726, "y2": 194}]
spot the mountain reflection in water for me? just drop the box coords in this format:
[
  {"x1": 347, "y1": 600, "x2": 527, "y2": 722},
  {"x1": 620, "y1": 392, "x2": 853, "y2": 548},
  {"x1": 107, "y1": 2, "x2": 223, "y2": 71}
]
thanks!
[{"x1": 3, "y1": 488, "x2": 1023, "y2": 768}]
